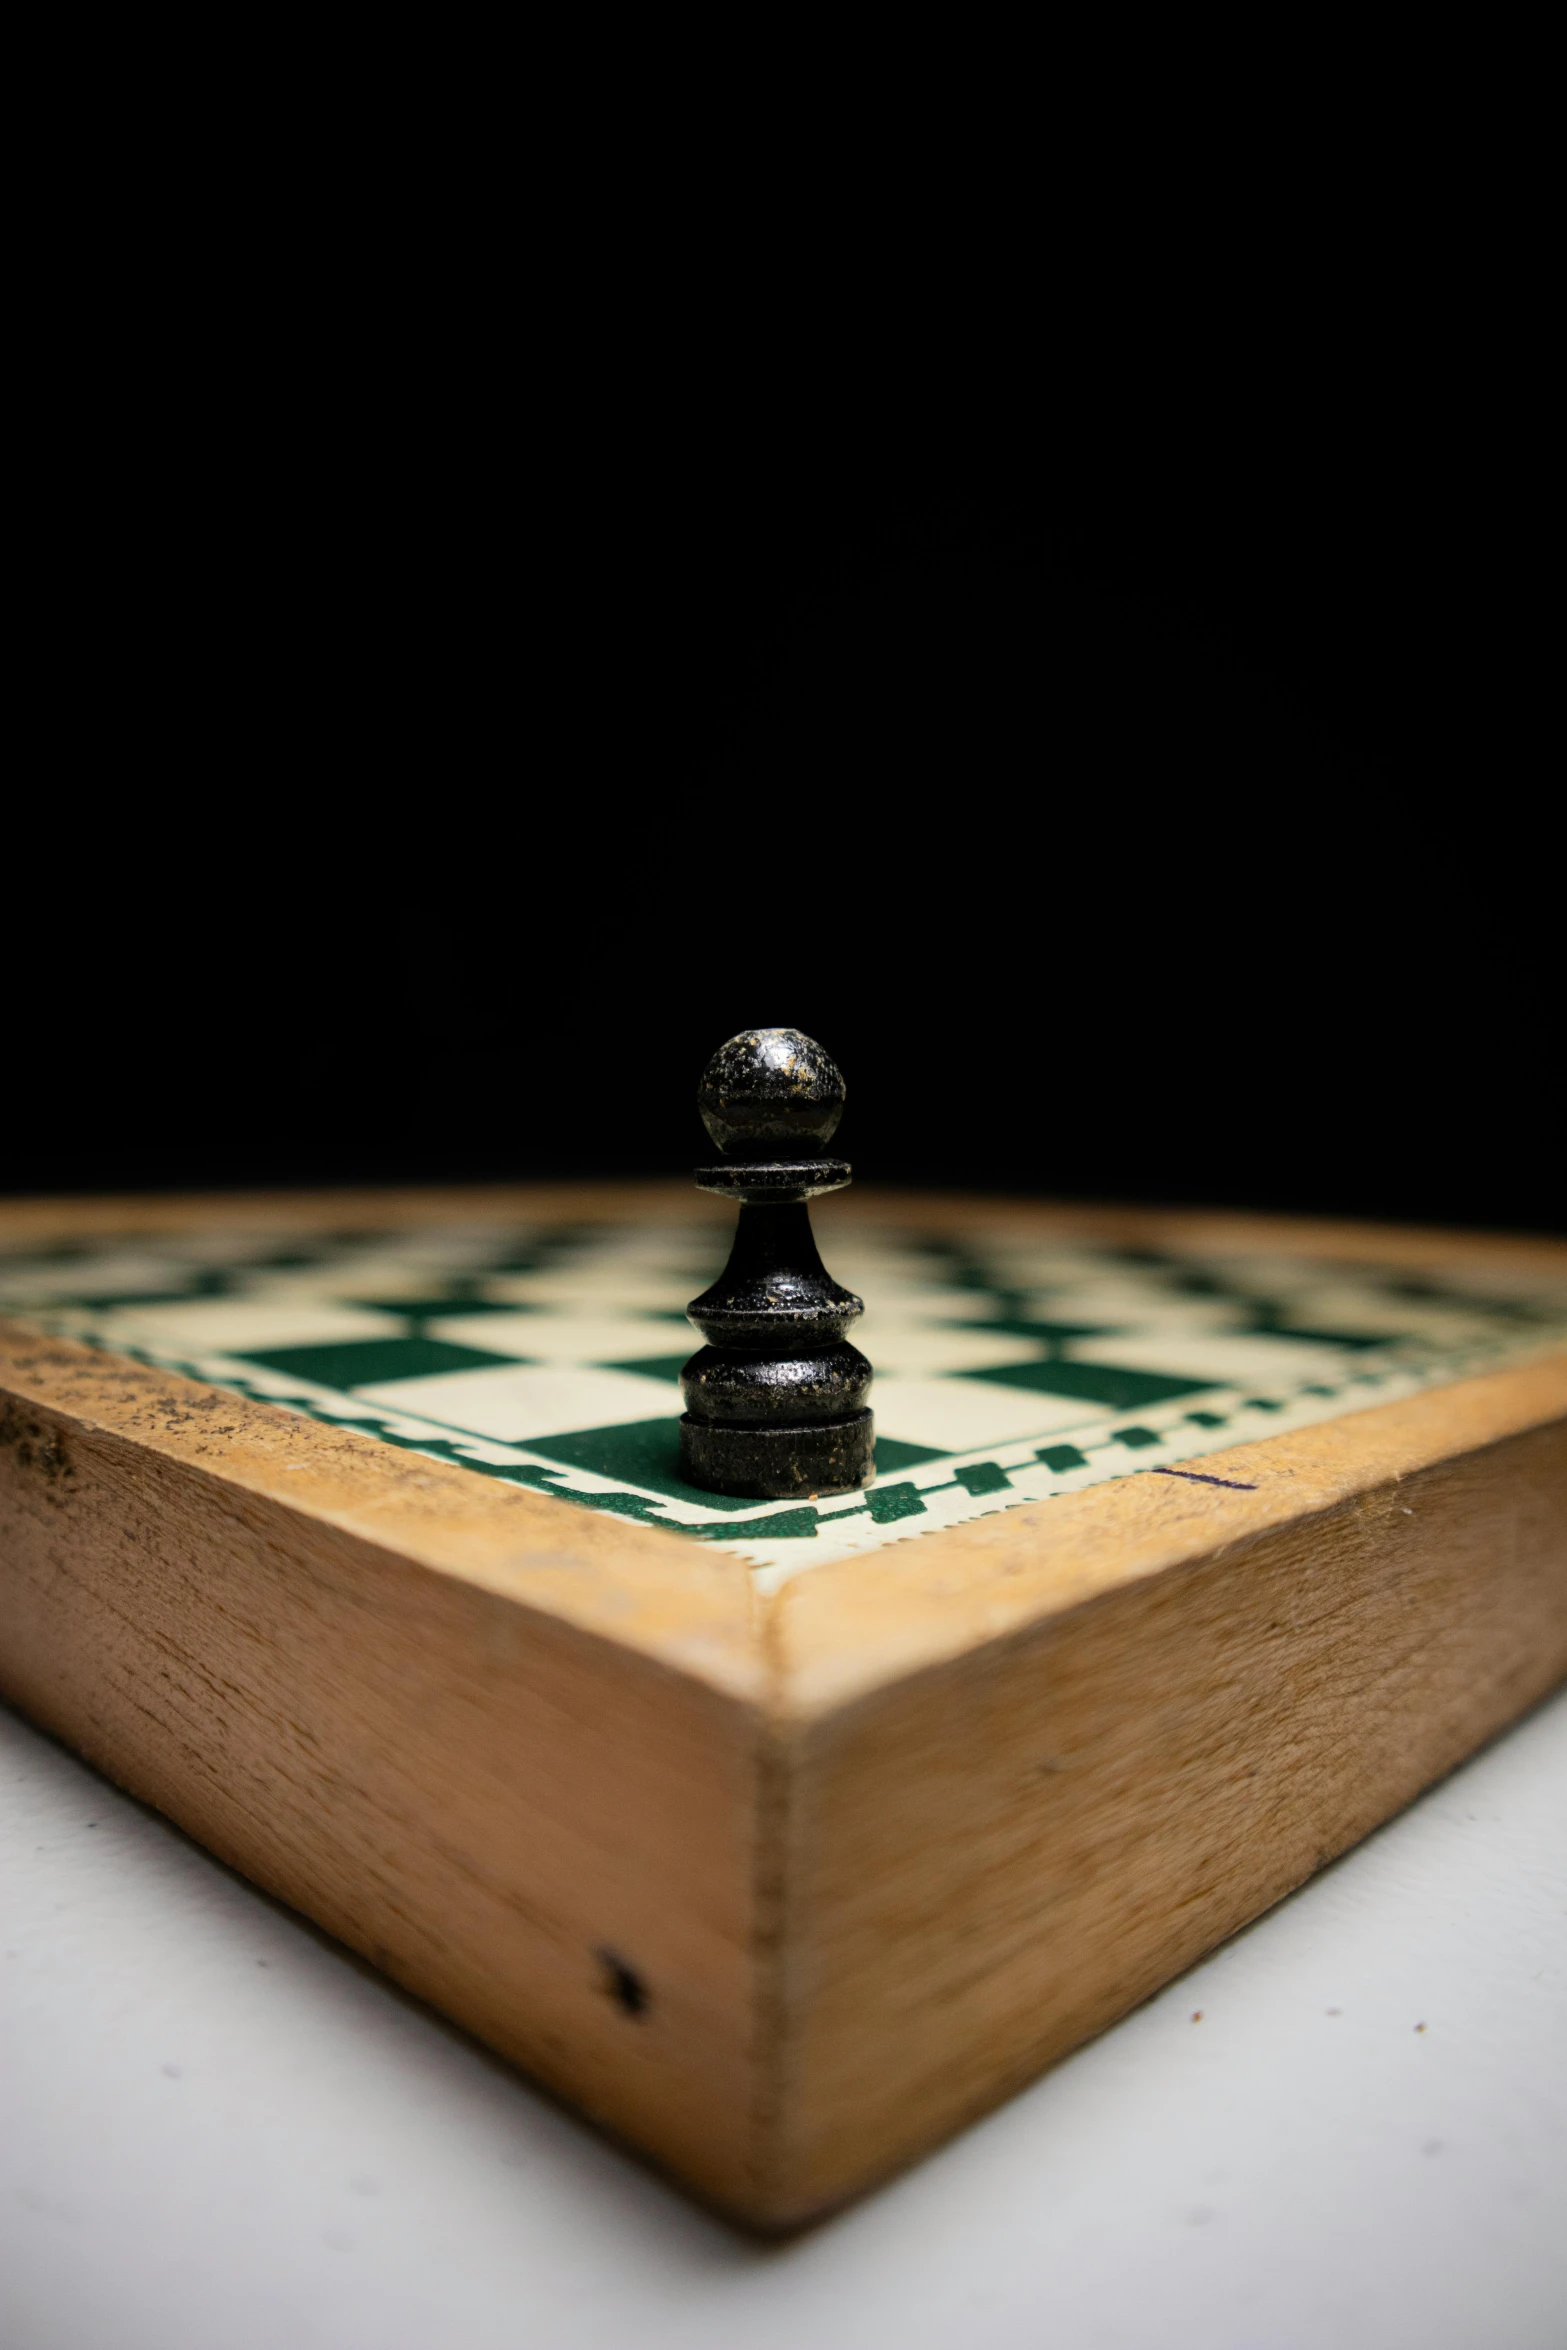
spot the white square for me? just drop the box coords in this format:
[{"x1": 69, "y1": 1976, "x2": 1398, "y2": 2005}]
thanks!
[
  {"x1": 348, "y1": 1362, "x2": 686, "y2": 1444},
  {"x1": 426, "y1": 1311, "x2": 690, "y2": 1365},
  {"x1": 870, "y1": 1378, "x2": 1113, "y2": 1452},
  {"x1": 484, "y1": 1269, "x2": 702, "y2": 1313},
  {"x1": 1065, "y1": 1329, "x2": 1356, "y2": 1385},
  {"x1": 862, "y1": 1329, "x2": 1047, "y2": 1378},
  {"x1": 857, "y1": 1289, "x2": 1004, "y2": 1325},
  {"x1": 1016, "y1": 1289, "x2": 1245, "y2": 1334},
  {"x1": 0, "y1": 1251, "x2": 191, "y2": 1307},
  {"x1": 96, "y1": 1300, "x2": 408, "y2": 1355},
  {"x1": 1278, "y1": 1284, "x2": 1502, "y2": 1348}
]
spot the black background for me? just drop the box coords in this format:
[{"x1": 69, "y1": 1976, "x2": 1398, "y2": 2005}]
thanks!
[{"x1": 13, "y1": 405, "x2": 1560, "y2": 1233}]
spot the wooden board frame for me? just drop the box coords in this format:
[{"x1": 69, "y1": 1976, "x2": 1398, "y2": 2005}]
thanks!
[{"x1": 3, "y1": 1183, "x2": 1566, "y2": 2230}]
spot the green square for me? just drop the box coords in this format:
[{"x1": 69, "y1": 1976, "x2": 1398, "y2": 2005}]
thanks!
[
  {"x1": 962, "y1": 1359, "x2": 1219, "y2": 1411},
  {"x1": 866, "y1": 1482, "x2": 928, "y2": 1523},
  {"x1": 356, "y1": 1296, "x2": 534, "y2": 1322},
  {"x1": 875, "y1": 1435, "x2": 949, "y2": 1472},
  {"x1": 954, "y1": 1460, "x2": 1012, "y2": 1494},
  {"x1": 526, "y1": 1419, "x2": 762, "y2": 1513},
  {"x1": 1037, "y1": 1443, "x2": 1088, "y2": 1472},
  {"x1": 75, "y1": 1290, "x2": 200, "y2": 1311},
  {"x1": 601, "y1": 1354, "x2": 690, "y2": 1384},
  {"x1": 239, "y1": 1336, "x2": 516, "y2": 1390},
  {"x1": 987, "y1": 1318, "x2": 1116, "y2": 1351},
  {"x1": 1112, "y1": 1425, "x2": 1162, "y2": 1450},
  {"x1": 693, "y1": 1506, "x2": 824, "y2": 1542},
  {"x1": 1276, "y1": 1323, "x2": 1388, "y2": 1351}
]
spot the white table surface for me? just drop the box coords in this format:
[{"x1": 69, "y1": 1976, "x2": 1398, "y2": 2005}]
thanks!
[{"x1": 4, "y1": 1686, "x2": 1564, "y2": 2350}]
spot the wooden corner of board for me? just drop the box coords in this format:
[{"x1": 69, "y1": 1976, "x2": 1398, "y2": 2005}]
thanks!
[{"x1": 764, "y1": 1351, "x2": 1567, "y2": 1721}]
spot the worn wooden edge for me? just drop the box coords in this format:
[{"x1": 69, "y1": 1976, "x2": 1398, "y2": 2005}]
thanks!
[
  {"x1": 3, "y1": 1182, "x2": 1566, "y2": 1276},
  {"x1": 774, "y1": 1351, "x2": 1567, "y2": 1717},
  {"x1": 763, "y1": 1412, "x2": 1567, "y2": 2222},
  {"x1": 0, "y1": 1366, "x2": 778, "y2": 2216},
  {"x1": 0, "y1": 1323, "x2": 764, "y2": 1707},
  {"x1": 9, "y1": 1320, "x2": 1567, "y2": 1734}
]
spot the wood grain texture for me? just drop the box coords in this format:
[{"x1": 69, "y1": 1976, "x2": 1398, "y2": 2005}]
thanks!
[
  {"x1": 765, "y1": 1382, "x2": 1567, "y2": 2217},
  {"x1": 3, "y1": 1187, "x2": 1567, "y2": 2228},
  {"x1": 0, "y1": 1330, "x2": 768, "y2": 2214}
]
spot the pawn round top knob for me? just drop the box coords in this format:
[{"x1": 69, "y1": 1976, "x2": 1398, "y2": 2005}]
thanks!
[{"x1": 697, "y1": 1028, "x2": 846, "y2": 1161}]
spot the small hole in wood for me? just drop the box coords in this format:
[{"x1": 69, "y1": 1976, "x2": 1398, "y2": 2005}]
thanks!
[{"x1": 596, "y1": 1947, "x2": 649, "y2": 2018}]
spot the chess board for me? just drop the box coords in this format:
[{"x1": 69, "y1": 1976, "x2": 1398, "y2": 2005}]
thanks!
[
  {"x1": 4, "y1": 1185, "x2": 1566, "y2": 2229},
  {"x1": 10, "y1": 1211, "x2": 1566, "y2": 1591}
]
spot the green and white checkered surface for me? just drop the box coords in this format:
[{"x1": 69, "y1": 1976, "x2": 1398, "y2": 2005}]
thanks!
[{"x1": 7, "y1": 1223, "x2": 1567, "y2": 1591}]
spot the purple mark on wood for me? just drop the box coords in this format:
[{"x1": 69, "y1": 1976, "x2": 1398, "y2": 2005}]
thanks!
[{"x1": 1154, "y1": 1466, "x2": 1258, "y2": 1491}]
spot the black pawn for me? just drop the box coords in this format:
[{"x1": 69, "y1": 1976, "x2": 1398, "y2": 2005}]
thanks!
[{"x1": 679, "y1": 1029, "x2": 875, "y2": 1501}]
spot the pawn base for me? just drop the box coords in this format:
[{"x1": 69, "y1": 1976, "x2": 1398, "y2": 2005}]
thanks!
[{"x1": 678, "y1": 1411, "x2": 874, "y2": 1502}]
